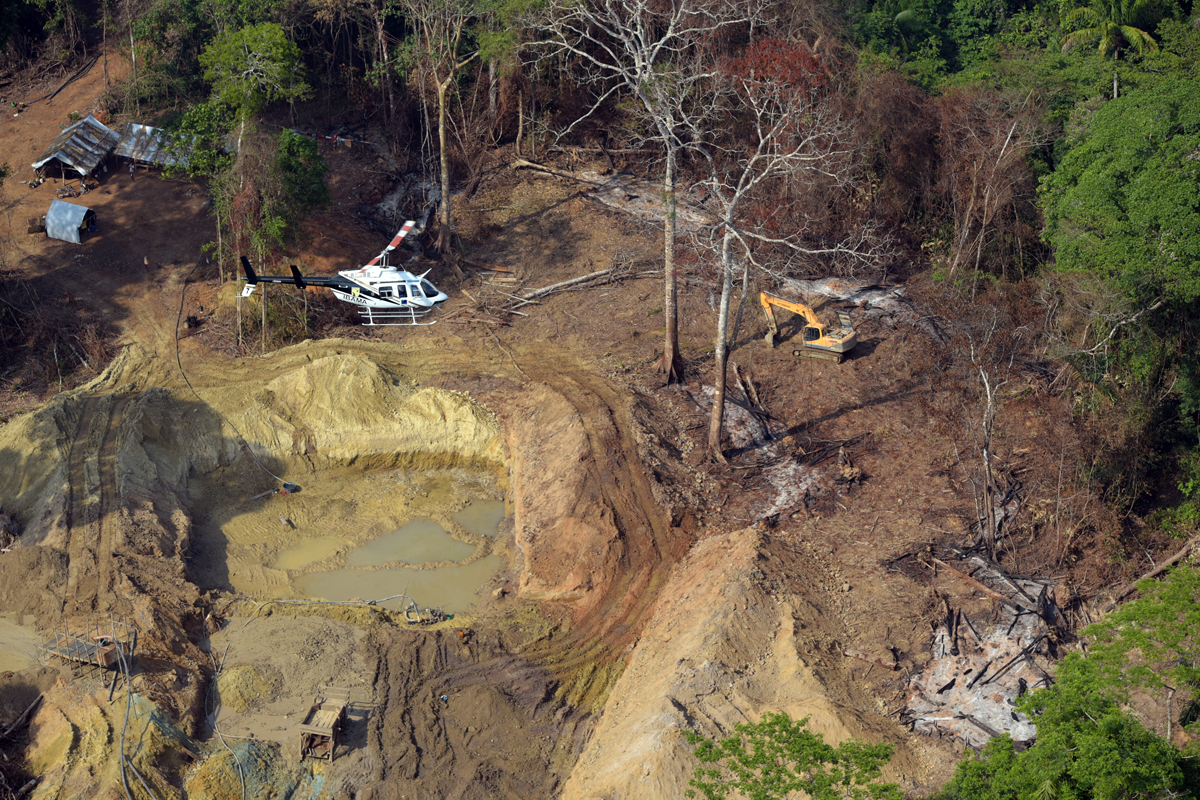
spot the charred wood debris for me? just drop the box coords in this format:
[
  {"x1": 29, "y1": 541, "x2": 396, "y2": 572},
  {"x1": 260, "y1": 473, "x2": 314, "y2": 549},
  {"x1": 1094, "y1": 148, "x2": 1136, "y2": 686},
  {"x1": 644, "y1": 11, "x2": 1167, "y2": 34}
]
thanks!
[{"x1": 884, "y1": 483, "x2": 1078, "y2": 750}]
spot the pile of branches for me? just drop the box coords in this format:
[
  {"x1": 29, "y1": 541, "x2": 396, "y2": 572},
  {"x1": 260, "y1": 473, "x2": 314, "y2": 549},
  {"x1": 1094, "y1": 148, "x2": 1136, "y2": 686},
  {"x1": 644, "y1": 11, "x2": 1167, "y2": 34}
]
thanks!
[{"x1": 0, "y1": 269, "x2": 115, "y2": 399}]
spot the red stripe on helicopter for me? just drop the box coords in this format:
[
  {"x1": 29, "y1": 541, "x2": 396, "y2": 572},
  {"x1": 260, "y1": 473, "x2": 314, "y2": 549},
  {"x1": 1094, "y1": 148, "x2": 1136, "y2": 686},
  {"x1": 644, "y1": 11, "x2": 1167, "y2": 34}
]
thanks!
[
  {"x1": 387, "y1": 220, "x2": 416, "y2": 251},
  {"x1": 363, "y1": 221, "x2": 416, "y2": 269}
]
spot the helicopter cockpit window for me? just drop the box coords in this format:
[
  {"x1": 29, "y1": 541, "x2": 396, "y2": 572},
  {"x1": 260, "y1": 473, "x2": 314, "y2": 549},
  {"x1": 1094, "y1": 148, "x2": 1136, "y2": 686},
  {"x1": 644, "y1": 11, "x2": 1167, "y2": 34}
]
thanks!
[
  {"x1": 421, "y1": 281, "x2": 438, "y2": 297},
  {"x1": 406, "y1": 282, "x2": 421, "y2": 298}
]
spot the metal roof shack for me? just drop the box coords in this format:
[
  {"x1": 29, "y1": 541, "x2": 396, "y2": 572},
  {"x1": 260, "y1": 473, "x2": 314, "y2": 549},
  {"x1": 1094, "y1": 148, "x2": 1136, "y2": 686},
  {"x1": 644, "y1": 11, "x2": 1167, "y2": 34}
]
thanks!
[
  {"x1": 32, "y1": 115, "x2": 120, "y2": 177},
  {"x1": 114, "y1": 123, "x2": 194, "y2": 168},
  {"x1": 45, "y1": 199, "x2": 96, "y2": 244}
]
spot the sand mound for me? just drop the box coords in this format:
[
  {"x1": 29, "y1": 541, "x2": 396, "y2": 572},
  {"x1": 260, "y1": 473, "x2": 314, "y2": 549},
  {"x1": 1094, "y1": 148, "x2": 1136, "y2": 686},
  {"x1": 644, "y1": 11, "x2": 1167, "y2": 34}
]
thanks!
[
  {"x1": 560, "y1": 529, "x2": 932, "y2": 799},
  {"x1": 25, "y1": 688, "x2": 195, "y2": 799},
  {"x1": 216, "y1": 665, "x2": 277, "y2": 715},
  {"x1": 225, "y1": 351, "x2": 503, "y2": 472}
]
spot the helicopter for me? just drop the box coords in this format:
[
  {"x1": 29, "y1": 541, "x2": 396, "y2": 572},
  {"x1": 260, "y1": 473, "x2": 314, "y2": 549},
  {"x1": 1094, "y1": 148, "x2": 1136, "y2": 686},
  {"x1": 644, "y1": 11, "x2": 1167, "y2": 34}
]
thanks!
[{"x1": 239, "y1": 220, "x2": 449, "y2": 326}]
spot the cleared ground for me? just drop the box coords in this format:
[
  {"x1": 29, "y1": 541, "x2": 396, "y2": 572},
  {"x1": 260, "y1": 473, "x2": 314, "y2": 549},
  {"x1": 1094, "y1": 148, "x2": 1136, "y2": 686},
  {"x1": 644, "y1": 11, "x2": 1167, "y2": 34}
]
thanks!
[{"x1": 0, "y1": 51, "x2": 1122, "y2": 799}]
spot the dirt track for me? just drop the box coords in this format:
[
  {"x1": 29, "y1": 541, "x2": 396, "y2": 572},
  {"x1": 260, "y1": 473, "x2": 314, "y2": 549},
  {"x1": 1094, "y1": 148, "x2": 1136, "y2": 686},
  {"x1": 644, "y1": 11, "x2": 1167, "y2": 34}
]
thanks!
[{"x1": 63, "y1": 393, "x2": 130, "y2": 615}]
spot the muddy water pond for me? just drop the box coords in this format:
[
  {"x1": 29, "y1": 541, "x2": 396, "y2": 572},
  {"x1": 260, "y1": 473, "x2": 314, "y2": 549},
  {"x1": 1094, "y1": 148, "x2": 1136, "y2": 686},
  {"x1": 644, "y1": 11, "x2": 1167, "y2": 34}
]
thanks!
[
  {"x1": 453, "y1": 500, "x2": 506, "y2": 537},
  {"x1": 344, "y1": 518, "x2": 477, "y2": 567},
  {"x1": 296, "y1": 554, "x2": 505, "y2": 613},
  {"x1": 273, "y1": 535, "x2": 349, "y2": 570},
  {"x1": 189, "y1": 466, "x2": 508, "y2": 614}
]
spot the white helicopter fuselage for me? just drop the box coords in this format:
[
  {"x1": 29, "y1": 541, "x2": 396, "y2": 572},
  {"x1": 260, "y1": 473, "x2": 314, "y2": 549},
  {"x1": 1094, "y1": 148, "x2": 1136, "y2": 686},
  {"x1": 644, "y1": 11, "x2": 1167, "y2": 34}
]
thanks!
[{"x1": 333, "y1": 265, "x2": 449, "y2": 311}]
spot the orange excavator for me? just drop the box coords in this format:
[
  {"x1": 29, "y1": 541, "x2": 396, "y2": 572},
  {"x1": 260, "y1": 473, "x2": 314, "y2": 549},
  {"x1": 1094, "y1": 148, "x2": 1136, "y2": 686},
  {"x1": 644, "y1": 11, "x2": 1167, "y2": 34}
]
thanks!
[{"x1": 760, "y1": 291, "x2": 857, "y2": 362}]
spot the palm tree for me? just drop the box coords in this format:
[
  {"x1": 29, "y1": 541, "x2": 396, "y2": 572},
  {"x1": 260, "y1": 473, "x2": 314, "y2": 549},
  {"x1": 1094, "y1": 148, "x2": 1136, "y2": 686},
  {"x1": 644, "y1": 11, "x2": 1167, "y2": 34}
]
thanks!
[{"x1": 1060, "y1": 0, "x2": 1160, "y2": 97}]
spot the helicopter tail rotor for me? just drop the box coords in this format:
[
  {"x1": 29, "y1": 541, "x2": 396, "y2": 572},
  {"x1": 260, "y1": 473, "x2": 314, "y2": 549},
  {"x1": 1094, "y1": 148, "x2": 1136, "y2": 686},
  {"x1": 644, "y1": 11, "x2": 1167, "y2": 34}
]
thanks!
[{"x1": 239, "y1": 256, "x2": 258, "y2": 284}]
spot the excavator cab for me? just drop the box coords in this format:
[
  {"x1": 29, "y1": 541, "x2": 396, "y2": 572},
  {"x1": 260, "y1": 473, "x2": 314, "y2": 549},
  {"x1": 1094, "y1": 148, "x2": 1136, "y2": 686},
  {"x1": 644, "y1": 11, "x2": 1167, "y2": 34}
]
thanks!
[{"x1": 760, "y1": 291, "x2": 857, "y2": 363}]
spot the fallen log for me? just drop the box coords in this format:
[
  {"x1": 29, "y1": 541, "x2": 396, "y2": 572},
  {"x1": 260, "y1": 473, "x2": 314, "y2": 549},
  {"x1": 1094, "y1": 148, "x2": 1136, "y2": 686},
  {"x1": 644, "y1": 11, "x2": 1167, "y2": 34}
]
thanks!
[
  {"x1": 984, "y1": 635, "x2": 1045, "y2": 686},
  {"x1": 933, "y1": 558, "x2": 1028, "y2": 612},
  {"x1": 512, "y1": 158, "x2": 606, "y2": 186},
  {"x1": 549, "y1": 144, "x2": 650, "y2": 155},
  {"x1": 1102, "y1": 542, "x2": 1194, "y2": 612},
  {"x1": 520, "y1": 267, "x2": 614, "y2": 301},
  {"x1": 0, "y1": 694, "x2": 42, "y2": 739},
  {"x1": 966, "y1": 660, "x2": 992, "y2": 689},
  {"x1": 733, "y1": 363, "x2": 771, "y2": 439},
  {"x1": 966, "y1": 554, "x2": 1038, "y2": 605},
  {"x1": 957, "y1": 712, "x2": 1002, "y2": 739},
  {"x1": 844, "y1": 649, "x2": 898, "y2": 671},
  {"x1": 465, "y1": 259, "x2": 513, "y2": 273}
]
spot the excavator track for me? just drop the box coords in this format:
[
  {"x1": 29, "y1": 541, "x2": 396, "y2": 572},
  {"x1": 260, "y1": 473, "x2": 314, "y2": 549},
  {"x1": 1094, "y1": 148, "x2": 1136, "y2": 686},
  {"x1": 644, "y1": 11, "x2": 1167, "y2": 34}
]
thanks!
[{"x1": 792, "y1": 347, "x2": 845, "y2": 363}]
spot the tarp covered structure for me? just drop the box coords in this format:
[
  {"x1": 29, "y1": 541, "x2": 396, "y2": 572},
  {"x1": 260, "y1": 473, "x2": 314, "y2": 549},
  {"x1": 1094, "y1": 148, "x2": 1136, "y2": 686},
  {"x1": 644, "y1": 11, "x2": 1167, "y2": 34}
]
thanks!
[
  {"x1": 115, "y1": 123, "x2": 194, "y2": 168},
  {"x1": 46, "y1": 199, "x2": 95, "y2": 244},
  {"x1": 31, "y1": 115, "x2": 120, "y2": 177}
]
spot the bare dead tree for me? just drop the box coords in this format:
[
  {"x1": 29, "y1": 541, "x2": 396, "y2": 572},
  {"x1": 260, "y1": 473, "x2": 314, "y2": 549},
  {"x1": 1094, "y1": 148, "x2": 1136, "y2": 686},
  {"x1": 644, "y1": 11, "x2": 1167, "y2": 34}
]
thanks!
[
  {"x1": 397, "y1": 0, "x2": 480, "y2": 256},
  {"x1": 683, "y1": 39, "x2": 892, "y2": 461},
  {"x1": 529, "y1": 0, "x2": 763, "y2": 384},
  {"x1": 936, "y1": 87, "x2": 1046, "y2": 294},
  {"x1": 967, "y1": 309, "x2": 1017, "y2": 557}
]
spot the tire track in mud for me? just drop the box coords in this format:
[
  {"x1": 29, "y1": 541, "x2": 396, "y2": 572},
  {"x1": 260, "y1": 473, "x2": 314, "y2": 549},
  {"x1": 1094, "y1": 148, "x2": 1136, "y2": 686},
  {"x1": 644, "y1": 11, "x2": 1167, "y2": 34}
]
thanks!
[
  {"x1": 521, "y1": 357, "x2": 685, "y2": 648},
  {"x1": 64, "y1": 393, "x2": 130, "y2": 614},
  {"x1": 93, "y1": 396, "x2": 130, "y2": 605},
  {"x1": 367, "y1": 628, "x2": 585, "y2": 799},
  {"x1": 65, "y1": 396, "x2": 103, "y2": 611},
  {"x1": 65, "y1": 396, "x2": 100, "y2": 536}
]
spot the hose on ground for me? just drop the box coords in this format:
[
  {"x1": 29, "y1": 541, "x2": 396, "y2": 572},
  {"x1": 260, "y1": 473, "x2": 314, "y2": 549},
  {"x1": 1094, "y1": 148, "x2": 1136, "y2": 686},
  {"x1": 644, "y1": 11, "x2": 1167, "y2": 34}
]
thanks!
[
  {"x1": 201, "y1": 622, "x2": 246, "y2": 800},
  {"x1": 113, "y1": 625, "x2": 161, "y2": 800}
]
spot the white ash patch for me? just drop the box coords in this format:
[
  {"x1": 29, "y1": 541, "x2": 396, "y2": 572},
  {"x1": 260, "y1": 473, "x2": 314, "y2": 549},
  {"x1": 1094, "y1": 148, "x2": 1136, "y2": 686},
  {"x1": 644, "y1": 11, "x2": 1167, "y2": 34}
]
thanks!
[
  {"x1": 905, "y1": 609, "x2": 1051, "y2": 748},
  {"x1": 780, "y1": 278, "x2": 949, "y2": 342},
  {"x1": 579, "y1": 171, "x2": 713, "y2": 230},
  {"x1": 699, "y1": 386, "x2": 827, "y2": 520},
  {"x1": 758, "y1": 459, "x2": 824, "y2": 520}
]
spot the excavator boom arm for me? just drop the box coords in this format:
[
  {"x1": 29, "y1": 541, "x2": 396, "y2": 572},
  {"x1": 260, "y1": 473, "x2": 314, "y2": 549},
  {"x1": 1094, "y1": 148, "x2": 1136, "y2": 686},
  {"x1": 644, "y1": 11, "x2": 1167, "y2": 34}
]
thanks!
[{"x1": 759, "y1": 291, "x2": 820, "y2": 327}]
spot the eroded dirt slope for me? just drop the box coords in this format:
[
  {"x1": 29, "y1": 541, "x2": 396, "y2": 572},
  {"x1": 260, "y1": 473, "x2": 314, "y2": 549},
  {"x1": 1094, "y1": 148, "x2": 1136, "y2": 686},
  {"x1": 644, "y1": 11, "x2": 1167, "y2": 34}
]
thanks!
[{"x1": 561, "y1": 529, "x2": 938, "y2": 799}]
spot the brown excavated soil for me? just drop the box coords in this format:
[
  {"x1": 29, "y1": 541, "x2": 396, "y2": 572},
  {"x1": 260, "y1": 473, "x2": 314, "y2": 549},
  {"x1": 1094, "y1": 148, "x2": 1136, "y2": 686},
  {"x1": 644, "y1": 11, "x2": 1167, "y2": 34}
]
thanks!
[{"x1": 0, "y1": 49, "x2": 1126, "y2": 800}]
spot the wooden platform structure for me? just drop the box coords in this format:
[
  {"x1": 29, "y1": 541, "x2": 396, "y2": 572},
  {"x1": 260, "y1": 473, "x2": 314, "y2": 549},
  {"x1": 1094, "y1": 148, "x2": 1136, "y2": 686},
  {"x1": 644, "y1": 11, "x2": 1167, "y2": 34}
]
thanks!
[
  {"x1": 41, "y1": 616, "x2": 136, "y2": 677},
  {"x1": 299, "y1": 685, "x2": 351, "y2": 762}
]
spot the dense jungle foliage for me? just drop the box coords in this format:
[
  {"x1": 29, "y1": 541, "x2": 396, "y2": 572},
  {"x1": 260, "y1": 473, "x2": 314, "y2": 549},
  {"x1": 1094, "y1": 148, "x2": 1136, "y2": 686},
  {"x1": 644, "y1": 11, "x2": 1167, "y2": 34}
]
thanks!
[{"x1": 3, "y1": 0, "x2": 1199, "y2": 795}]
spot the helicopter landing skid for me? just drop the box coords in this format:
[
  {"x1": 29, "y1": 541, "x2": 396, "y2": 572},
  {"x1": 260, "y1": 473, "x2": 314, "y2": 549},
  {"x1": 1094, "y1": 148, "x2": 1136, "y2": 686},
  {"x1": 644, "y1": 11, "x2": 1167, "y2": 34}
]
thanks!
[{"x1": 359, "y1": 307, "x2": 437, "y2": 326}]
